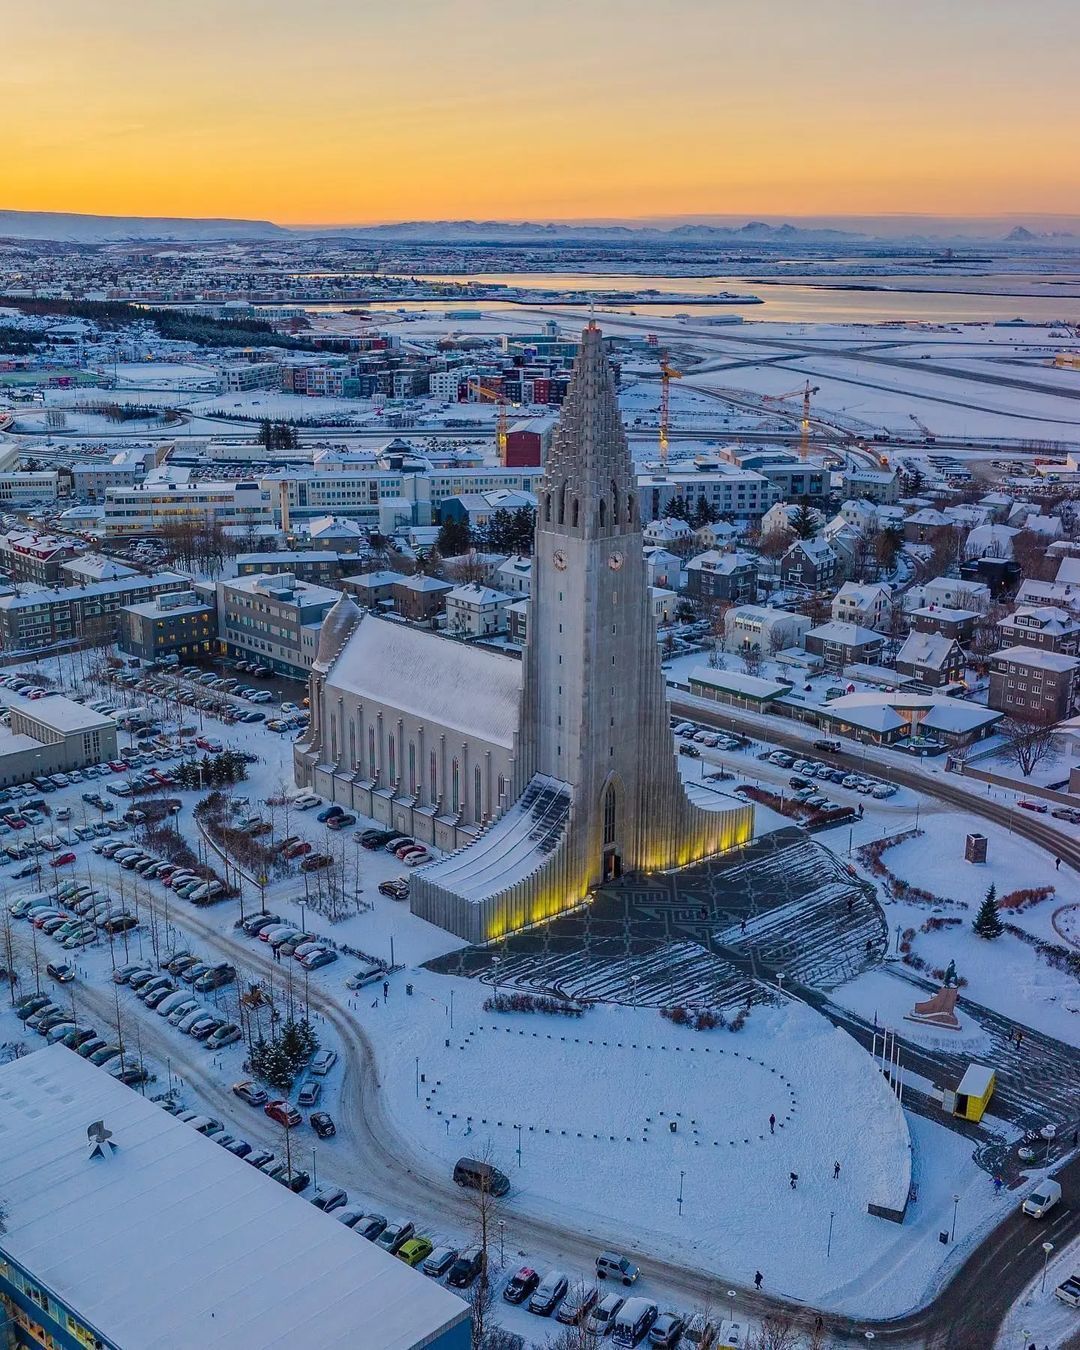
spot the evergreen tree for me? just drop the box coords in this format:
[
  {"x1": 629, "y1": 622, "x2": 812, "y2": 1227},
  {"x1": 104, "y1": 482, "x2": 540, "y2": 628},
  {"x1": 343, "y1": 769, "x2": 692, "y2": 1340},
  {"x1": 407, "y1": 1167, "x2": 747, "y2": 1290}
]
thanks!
[
  {"x1": 665, "y1": 496, "x2": 691, "y2": 523},
  {"x1": 790, "y1": 502, "x2": 818, "y2": 539},
  {"x1": 437, "y1": 518, "x2": 472, "y2": 558},
  {"x1": 973, "y1": 884, "x2": 1003, "y2": 940},
  {"x1": 257, "y1": 418, "x2": 273, "y2": 450}
]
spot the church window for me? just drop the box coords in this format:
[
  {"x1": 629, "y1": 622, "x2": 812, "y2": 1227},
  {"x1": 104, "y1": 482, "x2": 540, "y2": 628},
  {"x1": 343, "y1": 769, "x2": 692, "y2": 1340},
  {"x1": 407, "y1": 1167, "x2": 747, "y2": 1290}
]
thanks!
[
  {"x1": 544, "y1": 492, "x2": 552, "y2": 522},
  {"x1": 603, "y1": 782, "x2": 617, "y2": 845},
  {"x1": 474, "y1": 766, "x2": 482, "y2": 822},
  {"x1": 497, "y1": 774, "x2": 506, "y2": 806},
  {"x1": 409, "y1": 743, "x2": 417, "y2": 794},
  {"x1": 598, "y1": 498, "x2": 607, "y2": 527},
  {"x1": 349, "y1": 720, "x2": 356, "y2": 769},
  {"x1": 612, "y1": 482, "x2": 620, "y2": 523},
  {"x1": 451, "y1": 758, "x2": 461, "y2": 813},
  {"x1": 368, "y1": 727, "x2": 376, "y2": 780},
  {"x1": 627, "y1": 493, "x2": 636, "y2": 521},
  {"x1": 330, "y1": 716, "x2": 337, "y2": 760},
  {"x1": 572, "y1": 498, "x2": 580, "y2": 528},
  {"x1": 388, "y1": 734, "x2": 396, "y2": 783},
  {"x1": 430, "y1": 750, "x2": 438, "y2": 800}
]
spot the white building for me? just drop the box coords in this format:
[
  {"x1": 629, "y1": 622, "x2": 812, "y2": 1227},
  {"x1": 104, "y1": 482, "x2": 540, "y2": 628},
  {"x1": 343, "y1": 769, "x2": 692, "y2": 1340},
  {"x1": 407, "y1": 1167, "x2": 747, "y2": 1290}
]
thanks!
[
  {"x1": 831, "y1": 582, "x2": 893, "y2": 630},
  {"x1": 643, "y1": 545, "x2": 684, "y2": 591},
  {"x1": 103, "y1": 479, "x2": 273, "y2": 537},
  {"x1": 905, "y1": 576, "x2": 992, "y2": 615},
  {"x1": 843, "y1": 468, "x2": 900, "y2": 504},
  {"x1": 724, "y1": 604, "x2": 811, "y2": 654},
  {"x1": 495, "y1": 554, "x2": 533, "y2": 596},
  {"x1": 445, "y1": 583, "x2": 512, "y2": 637},
  {"x1": 0, "y1": 470, "x2": 62, "y2": 504}
]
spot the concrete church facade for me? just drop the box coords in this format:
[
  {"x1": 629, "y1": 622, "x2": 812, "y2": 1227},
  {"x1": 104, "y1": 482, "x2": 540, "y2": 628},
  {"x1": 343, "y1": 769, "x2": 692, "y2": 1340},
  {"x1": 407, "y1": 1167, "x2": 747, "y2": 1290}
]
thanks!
[{"x1": 296, "y1": 326, "x2": 753, "y2": 943}]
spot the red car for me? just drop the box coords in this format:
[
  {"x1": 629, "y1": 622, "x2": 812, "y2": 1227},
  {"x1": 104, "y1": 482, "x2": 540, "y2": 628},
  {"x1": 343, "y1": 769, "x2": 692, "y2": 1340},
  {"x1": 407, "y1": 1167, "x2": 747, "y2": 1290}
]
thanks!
[
  {"x1": 1018, "y1": 799, "x2": 1048, "y2": 814},
  {"x1": 283, "y1": 841, "x2": 311, "y2": 860},
  {"x1": 264, "y1": 1099, "x2": 302, "y2": 1129},
  {"x1": 108, "y1": 761, "x2": 127, "y2": 773},
  {"x1": 50, "y1": 852, "x2": 77, "y2": 868}
]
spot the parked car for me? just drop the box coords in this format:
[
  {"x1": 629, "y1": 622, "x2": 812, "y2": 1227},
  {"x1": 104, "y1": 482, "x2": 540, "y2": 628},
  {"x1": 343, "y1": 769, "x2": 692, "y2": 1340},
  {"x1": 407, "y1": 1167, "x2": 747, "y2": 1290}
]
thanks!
[
  {"x1": 264, "y1": 1099, "x2": 302, "y2": 1129},
  {"x1": 504, "y1": 1267, "x2": 541, "y2": 1305},
  {"x1": 311, "y1": 1186, "x2": 348, "y2": 1213},
  {"x1": 398, "y1": 1237, "x2": 435, "y2": 1268},
  {"x1": 557, "y1": 1284, "x2": 600, "y2": 1326},
  {"x1": 355, "y1": 1214, "x2": 388, "y2": 1242},
  {"x1": 310, "y1": 1111, "x2": 336, "y2": 1138},
  {"x1": 649, "y1": 1312, "x2": 686, "y2": 1347},
  {"x1": 375, "y1": 1219, "x2": 415, "y2": 1255},
  {"x1": 232, "y1": 1080, "x2": 268, "y2": 1107},
  {"x1": 447, "y1": 1246, "x2": 486, "y2": 1288},
  {"x1": 297, "y1": 1080, "x2": 321, "y2": 1108},
  {"x1": 1018, "y1": 799, "x2": 1048, "y2": 814},
  {"x1": 529, "y1": 1271, "x2": 569, "y2": 1316},
  {"x1": 309, "y1": 1049, "x2": 337, "y2": 1076},
  {"x1": 422, "y1": 1246, "x2": 459, "y2": 1279},
  {"x1": 596, "y1": 1251, "x2": 639, "y2": 1286}
]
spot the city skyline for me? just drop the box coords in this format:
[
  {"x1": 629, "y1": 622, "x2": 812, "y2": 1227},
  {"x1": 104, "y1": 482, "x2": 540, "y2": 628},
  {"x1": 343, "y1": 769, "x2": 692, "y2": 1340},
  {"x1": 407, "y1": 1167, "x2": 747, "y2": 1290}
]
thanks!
[{"x1": 7, "y1": 0, "x2": 1080, "y2": 224}]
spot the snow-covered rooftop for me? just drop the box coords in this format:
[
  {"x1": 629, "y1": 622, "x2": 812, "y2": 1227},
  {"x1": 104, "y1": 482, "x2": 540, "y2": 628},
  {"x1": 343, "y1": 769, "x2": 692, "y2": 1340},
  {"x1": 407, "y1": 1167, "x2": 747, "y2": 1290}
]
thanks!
[
  {"x1": 327, "y1": 613, "x2": 522, "y2": 748},
  {"x1": 994, "y1": 644, "x2": 1080, "y2": 672},
  {"x1": 689, "y1": 667, "x2": 789, "y2": 701},
  {"x1": 5, "y1": 693, "x2": 115, "y2": 735},
  {"x1": 0, "y1": 1046, "x2": 469, "y2": 1350}
]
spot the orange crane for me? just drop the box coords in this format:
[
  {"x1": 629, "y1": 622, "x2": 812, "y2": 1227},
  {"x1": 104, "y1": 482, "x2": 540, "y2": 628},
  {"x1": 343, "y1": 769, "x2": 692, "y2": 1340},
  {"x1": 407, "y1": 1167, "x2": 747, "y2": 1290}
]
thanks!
[
  {"x1": 658, "y1": 351, "x2": 683, "y2": 466},
  {"x1": 761, "y1": 380, "x2": 819, "y2": 460},
  {"x1": 475, "y1": 380, "x2": 510, "y2": 464}
]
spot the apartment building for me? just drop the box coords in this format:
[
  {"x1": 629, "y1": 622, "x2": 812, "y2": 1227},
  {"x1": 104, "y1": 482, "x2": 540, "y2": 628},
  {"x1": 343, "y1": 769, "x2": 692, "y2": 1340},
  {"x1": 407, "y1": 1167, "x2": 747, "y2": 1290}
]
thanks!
[
  {"x1": 997, "y1": 605, "x2": 1080, "y2": 655},
  {"x1": 0, "y1": 470, "x2": 62, "y2": 505},
  {"x1": 638, "y1": 466, "x2": 773, "y2": 523},
  {"x1": 120, "y1": 589, "x2": 217, "y2": 663},
  {"x1": 831, "y1": 582, "x2": 893, "y2": 631},
  {"x1": 445, "y1": 584, "x2": 512, "y2": 637},
  {"x1": 0, "y1": 572, "x2": 190, "y2": 652},
  {"x1": 988, "y1": 646, "x2": 1080, "y2": 724},
  {"x1": 216, "y1": 572, "x2": 342, "y2": 678},
  {"x1": 0, "y1": 531, "x2": 80, "y2": 586}
]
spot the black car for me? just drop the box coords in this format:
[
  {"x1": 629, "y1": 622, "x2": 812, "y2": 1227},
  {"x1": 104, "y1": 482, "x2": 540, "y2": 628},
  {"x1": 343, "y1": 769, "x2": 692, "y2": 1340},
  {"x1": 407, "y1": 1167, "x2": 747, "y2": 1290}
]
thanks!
[
  {"x1": 46, "y1": 962, "x2": 75, "y2": 983},
  {"x1": 310, "y1": 1111, "x2": 336, "y2": 1138},
  {"x1": 678, "y1": 743, "x2": 700, "y2": 758},
  {"x1": 359, "y1": 829, "x2": 396, "y2": 850},
  {"x1": 447, "y1": 1247, "x2": 485, "y2": 1289},
  {"x1": 274, "y1": 1169, "x2": 310, "y2": 1193},
  {"x1": 503, "y1": 1267, "x2": 540, "y2": 1305}
]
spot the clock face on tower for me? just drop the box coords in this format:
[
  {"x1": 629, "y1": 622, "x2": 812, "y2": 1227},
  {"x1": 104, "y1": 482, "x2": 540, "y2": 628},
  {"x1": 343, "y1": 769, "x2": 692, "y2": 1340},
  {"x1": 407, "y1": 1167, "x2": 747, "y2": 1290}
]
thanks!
[
  {"x1": 608, "y1": 551, "x2": 624, "y2": 571},
  {"x1": 552, "y1": 548, "x2": 568, "y2": 571}
]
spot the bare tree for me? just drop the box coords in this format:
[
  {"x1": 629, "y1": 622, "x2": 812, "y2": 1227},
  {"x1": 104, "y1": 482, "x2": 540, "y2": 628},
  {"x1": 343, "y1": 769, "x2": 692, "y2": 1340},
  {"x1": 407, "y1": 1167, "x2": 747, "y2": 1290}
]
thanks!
[
  {"x1": 751, "y1": 1313, "x2": 800, "y2": 1350},
  {"x1": 999, "y1": 717, "x2": 1060, "y2": 778},
  {"x1": 463, "y1": 1145, "x2": 507, "y2": 1350},
  {"x1": 757, "y1": 528, "x2": 793, "y2": 561}
]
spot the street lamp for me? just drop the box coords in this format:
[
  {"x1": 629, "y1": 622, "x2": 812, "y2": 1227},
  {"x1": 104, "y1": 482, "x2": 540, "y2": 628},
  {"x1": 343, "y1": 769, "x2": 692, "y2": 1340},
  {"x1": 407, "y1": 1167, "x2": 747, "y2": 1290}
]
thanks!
[
  {"x1": 951, "y1": 1192, "x2": 960, "y2": 1243},
  {"x1": 1041, "y1": 1241, "x2": 1054, "y2": 1293},
  {"x1": 498, "y1": 1219, "x2": 506, "y2": 1266},
  {"x1": 726, "y1": 1291, "x2": 736, "y2": 1323}
]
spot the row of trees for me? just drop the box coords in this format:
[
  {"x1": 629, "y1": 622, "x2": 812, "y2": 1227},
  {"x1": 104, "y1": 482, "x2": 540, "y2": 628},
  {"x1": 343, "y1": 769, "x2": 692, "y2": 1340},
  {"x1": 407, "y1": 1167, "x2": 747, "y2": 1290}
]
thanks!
[
  {"x1": 436, "y1": 506, "x2": 536, "y2": 560},
  {"x1": 257, "y1": 418, "x2": 301, "y2": 449},
  {"x1": 248, "y1": 1017, "x2": 319, "y2": 1093}
]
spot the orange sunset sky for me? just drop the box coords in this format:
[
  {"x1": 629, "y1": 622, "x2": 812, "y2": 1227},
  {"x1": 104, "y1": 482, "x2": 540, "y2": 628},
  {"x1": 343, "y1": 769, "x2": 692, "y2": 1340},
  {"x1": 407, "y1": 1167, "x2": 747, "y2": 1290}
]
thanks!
[{"x1": 5, "y1": 0, "x2": 1079, "y2": 224}]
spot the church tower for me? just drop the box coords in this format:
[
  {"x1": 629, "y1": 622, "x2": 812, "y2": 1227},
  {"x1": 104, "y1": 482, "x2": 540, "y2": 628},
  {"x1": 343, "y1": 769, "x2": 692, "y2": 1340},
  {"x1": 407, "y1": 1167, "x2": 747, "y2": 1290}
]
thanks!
[
  {"x1": 517, "y1": 322, "x2": 739, "y2": 884},
  {"x1": 410, "y1": 324, "x2": 753, "y2": 942}
]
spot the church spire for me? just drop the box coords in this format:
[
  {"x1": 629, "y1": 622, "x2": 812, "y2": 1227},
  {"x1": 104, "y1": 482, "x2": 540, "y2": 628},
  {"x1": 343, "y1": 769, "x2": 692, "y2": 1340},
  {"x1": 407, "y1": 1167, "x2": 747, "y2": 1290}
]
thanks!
[{"x1": 539, "y1": 324, "x2": 638, "y2": 539}]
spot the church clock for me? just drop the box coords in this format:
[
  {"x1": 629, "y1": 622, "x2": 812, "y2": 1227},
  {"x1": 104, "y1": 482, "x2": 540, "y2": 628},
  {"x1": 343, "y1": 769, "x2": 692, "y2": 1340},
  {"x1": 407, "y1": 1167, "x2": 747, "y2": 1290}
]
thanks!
[
  {"x1": 607, "y1": 551, "x2": 624, "y2": 571},
  {"x1": 552, "y1": 548, "x2": 568, "y2": 570}
]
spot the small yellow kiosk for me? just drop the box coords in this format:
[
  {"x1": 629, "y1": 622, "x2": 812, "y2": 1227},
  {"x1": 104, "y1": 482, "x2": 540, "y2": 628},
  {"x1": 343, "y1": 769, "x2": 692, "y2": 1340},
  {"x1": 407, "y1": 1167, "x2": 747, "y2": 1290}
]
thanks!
[{"x1": 944, "y1": 1063, "x2": 995, "y2": 1122}]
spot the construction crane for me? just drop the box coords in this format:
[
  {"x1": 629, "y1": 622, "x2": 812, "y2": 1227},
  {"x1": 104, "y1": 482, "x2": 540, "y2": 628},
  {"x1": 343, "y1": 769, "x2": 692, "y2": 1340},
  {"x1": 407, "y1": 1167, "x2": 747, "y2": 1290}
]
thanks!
[
  {"x1": 658, "y1": 351, "x2": 683, "y2": 467},
  {"x1": 475, "y1": 380, "x2": 510, "y2": 465},
  {"x1": 761, "y1": 380, "x2": 820, "y2": 460}
]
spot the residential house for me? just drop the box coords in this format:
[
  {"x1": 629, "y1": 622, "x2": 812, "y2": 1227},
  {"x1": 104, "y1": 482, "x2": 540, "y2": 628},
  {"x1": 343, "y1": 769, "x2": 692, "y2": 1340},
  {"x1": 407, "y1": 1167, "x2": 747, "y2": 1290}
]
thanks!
[
  {"x1": 444, "y1": 584, "x2": 512, "y2": 638},
  {"x1": 988, "y1": 646, "x2": 1080, "y2": 724},
  {"x1": 341, "y1": 569, "x2": 399, "y2": 609},
  {"x1": 684, "y1": 550, "x2": 757, "y2": 603},
  {"x1": 1015, "y1": 578, "x2": 1080, "y2": 615},
  {"x1": 908, "y1": 606, "x2": 979, "y2": 644},
  {"x1": 781, "y1": 537, "x2": 840, "y2": 591},
  {"x1": 804, "y1": 621, "x2": 885, "y2": 669},
  {"x1": 643, "y1": 546, "x2": 684, "y2": 592},
  {"x1": 831, "y1": 582, "x2": 893, "y2": 631},
  {"x1": 0, "y1": 531, "x2": 80, "y2": 586},
  {"x1": 903, "y1": 508, "x2": 952, "y2": 544},
  {"x1": 643, "y1": 517, "x2": 694, "y2": 551},
  {"x1": 894, "y1": 631, "x2": 964, "y2": 689},
  {"x1": 905, "y1": 577, "x2": 992, "y2": 615},
  {"x1": 495, "y1": 555, "x2": 532, "y2": 596},
  {"x1": 724, "y1": 605, "x2": 811, "y2": 655},
  {"x1": 760, "y1": 502, "x2": 825, "y2": 538},
  {"x1": 392, "y1": 574, "x2": 454, "y2": 624},
  {"x1": 963, "y1": 524, "x2": 1019, "y2": 560},
  {"x1": 997, "y1": 605, "x2": 1080, "y2": 655},
  {"x1": 693, "y1": 520, "x2": 739, "y2": 551}
]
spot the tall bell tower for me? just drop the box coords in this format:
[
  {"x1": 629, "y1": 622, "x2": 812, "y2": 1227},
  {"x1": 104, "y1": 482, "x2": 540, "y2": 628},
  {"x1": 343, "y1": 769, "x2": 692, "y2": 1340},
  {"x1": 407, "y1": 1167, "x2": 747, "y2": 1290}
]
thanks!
[{"x1": 517, "y1": 323, "x2": 711, "y2": 883}]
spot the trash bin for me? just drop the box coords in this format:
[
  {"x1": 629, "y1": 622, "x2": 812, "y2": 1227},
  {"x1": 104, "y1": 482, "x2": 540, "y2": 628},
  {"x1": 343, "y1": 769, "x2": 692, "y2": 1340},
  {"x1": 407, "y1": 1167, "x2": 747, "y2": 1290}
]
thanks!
[
  {"x1": 669, "y1": 1120, "x2": 677, "y2": 1134},
  {"x1": 406, "y1": 983, "x2": 413, "y2": 996}
]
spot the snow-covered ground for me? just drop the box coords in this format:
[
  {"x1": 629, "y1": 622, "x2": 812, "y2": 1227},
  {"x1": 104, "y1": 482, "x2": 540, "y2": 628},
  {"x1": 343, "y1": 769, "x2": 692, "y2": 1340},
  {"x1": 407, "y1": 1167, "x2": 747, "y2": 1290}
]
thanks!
[{"x1": 995, "y1": 1236, "x2": 1080, "y2": 1350}]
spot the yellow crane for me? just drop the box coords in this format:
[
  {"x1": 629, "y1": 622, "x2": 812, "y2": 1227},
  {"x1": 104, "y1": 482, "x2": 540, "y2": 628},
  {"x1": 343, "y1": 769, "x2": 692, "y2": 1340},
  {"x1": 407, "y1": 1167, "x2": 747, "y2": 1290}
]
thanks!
[
  {"x1": 658, "y1": 351, "x2": 683, "y2": 466},
  {"x1": 475, "y1": 380, "x2": 510, "y2": 465},
  {"x1": 762, "y1": 380, "x2": 820, "y2": 460}
]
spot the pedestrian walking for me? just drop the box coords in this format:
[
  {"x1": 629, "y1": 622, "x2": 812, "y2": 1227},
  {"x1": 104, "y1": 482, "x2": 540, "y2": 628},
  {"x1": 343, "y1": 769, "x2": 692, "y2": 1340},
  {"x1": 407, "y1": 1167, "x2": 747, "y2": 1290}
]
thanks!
[
  {"x1": 382, "y1": 980, "x2": 389, "y2": 1001},
  {"x1": 1071, "y1": 1129, "x2": 1078, "y2": 1148},
  {"x1": 769, "y1": 1113, "x2": 776, "y2": 1135},
  {"x1": 1016, "y1": 1029, "x2": 1024, "y2": 1049},
  {"x1": 858, "y1": 802, "x2": 864, "y2": 818},
  {"x1": 740, "y1": 917, "x2": 747, "y2": 935},
  {"x1": 1056, "y1": 857, "x2": 1061, "y2": 871},
  {"x1": 789, "y1": 1171, "x2": 798, "y2": 1190},
  {"x1": 846, "y1": 897, "x2": 854, "y2": 914},
  {"x1": 754, "y1": 1270, "x2": 763, "y2": 1290},
  {"x1": 833, "y1": 1160, "x2": 841, "y2": 1180}
]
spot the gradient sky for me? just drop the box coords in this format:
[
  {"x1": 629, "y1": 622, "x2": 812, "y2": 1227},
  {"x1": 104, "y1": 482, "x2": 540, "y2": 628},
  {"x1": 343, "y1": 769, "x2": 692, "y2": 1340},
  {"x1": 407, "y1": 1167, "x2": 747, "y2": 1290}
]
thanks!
[{"x1": 6, "y1": 0, "x2": 1079, "y2": 223}]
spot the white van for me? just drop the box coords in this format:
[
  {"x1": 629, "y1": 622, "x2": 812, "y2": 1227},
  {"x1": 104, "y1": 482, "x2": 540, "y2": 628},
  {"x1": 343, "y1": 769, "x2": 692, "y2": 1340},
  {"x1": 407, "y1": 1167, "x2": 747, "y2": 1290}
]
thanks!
[
  {"x1": 1022, "y1": 1178, "x2": 1062, "y2": 1218},
  {"x1": 611, "y1": 1297, "x2": 658, "y2": 1348}
]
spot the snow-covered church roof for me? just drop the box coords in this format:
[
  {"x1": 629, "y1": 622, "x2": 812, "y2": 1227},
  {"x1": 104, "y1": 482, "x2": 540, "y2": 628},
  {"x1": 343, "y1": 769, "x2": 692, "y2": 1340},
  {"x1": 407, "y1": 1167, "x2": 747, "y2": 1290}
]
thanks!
[{"x1": 324, "y1": 612, "x2": 522, "y2": 748}]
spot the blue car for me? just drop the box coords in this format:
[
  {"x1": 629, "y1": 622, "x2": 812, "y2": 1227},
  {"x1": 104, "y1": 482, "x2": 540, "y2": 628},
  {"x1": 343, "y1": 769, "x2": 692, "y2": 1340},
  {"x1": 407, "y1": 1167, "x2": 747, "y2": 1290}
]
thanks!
[{"x1": 316, "y1": 805, "x2": 344, "y2": 824}]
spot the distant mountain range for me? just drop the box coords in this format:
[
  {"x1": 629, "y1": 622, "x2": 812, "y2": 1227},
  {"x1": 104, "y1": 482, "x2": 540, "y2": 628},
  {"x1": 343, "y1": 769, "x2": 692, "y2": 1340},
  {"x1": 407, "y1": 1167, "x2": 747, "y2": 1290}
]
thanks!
[
  {"x1": 1, "y1": 207, "x2": 1078, "y2": 247},
  {"x1": 0, "y1": 210, "x2": 287, "y2": 243}
]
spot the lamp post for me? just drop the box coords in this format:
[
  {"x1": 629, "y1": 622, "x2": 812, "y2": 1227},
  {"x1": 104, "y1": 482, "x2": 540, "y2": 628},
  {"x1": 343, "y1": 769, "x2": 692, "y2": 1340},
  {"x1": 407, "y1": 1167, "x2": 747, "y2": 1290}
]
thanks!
[
  {"x1": 415, "y1": 1055, "x2": 420, "y2": 1099},
  {"x1": 515, "y1": 1123, "x2": 522, "y2": 1168},
  {"x1": 498, "y1": 1219, "x2": 506, "y2": 1266},
  {"x1": 677, "y1": 1169, "x2": 685, "y2": 1217},
  {"x1": 951, "y1": 1192, "x2": 960, "y2": 1243},
  {"x1": 726, "y1": 1291, "x2": 736, "y2": 1324},
  {"x1": 1041, "y1": 1241, "x2": 1054, "y2": 1293}
]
